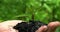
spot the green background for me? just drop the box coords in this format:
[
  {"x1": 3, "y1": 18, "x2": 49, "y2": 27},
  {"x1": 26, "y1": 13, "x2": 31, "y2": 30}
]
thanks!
[{"x1": 0, "y1": 0, "x2": 60, "y2": 32}]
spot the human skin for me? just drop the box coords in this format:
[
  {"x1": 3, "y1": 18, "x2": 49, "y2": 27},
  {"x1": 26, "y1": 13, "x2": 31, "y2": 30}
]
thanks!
[
  {"x1": 0, "y1": 20, "x2": 60, "y2": 32},
  {"x1": 36, "y1": 21, "x2": 60, "y2": 32},
  {"x1": 47, "y1": 21, "x2": 60, "y2": 32},
  {"x1": 0, "y1": 20, "x2": 24, "y2": 32}
]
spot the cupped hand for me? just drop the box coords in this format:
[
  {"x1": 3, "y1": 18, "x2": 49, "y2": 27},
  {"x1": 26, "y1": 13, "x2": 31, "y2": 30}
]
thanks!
[
  {"x1": 36, "y1": 21, "x2": 60, "y2": 32},
  {"x1": 0, "y1": 20, "x2": 23, "y2": 32},
  {"x1": 0, "y1": 20, "x2": 60, "y2": 32}
]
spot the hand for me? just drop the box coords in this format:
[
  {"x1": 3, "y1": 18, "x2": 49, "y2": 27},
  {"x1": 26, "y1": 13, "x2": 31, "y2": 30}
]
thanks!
[
  {"x1": 36, "y1": 21, "x2": 60, "y2": 32},
  {"x1": 47, "y1": 21, "x2": 60, "y2": 32},
  {"x1": 0, "y1": 20, "x2": 60, "y2": 32},
  {"x1": 0, "y1": 20, "x2": 23, "y2": 32}
]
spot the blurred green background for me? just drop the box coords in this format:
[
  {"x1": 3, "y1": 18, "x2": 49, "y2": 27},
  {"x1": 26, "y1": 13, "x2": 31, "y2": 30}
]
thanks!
[{"x1": 0, "y1": 0, "x2": 60, "y2": 32}]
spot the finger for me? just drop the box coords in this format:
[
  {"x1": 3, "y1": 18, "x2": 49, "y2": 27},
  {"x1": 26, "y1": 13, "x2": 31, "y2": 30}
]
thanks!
[
  {"x1": 36, "y1": 25, "x2": 47, "y2": 32},
  {"x1": 47, "y1": 21, "x2": 60, "y2": 32},
  {"x1": 48, "y1": 21, "x2": 60, "y2": 27}
]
